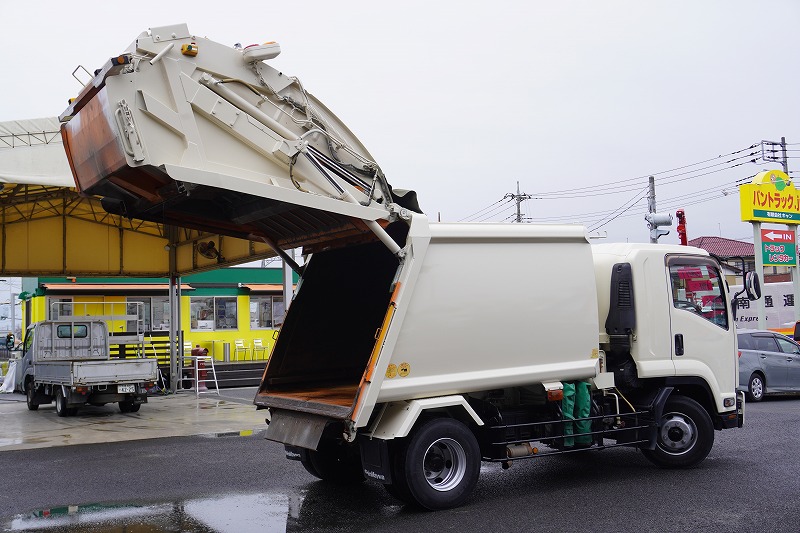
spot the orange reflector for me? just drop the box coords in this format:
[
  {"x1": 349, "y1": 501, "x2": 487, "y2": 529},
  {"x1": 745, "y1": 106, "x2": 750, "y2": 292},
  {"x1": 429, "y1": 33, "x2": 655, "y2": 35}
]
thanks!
[
  {"x1": 116, "y1": 55, "x2": 126, "y2": 64},
  {"x1": 547, "y1": 389, "x2": 564, "y2": 402}
]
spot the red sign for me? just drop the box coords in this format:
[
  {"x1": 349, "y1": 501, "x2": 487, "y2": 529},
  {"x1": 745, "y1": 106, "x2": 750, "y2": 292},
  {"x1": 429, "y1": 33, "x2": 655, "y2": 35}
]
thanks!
[{"x1": 761, "y1": 229, "x2": 795, "y2": 243}]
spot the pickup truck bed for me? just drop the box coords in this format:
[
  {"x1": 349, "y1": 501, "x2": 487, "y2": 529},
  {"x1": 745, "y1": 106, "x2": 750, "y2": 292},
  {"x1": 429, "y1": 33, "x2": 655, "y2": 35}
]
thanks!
[{"x1": 33, "y1": 359, "x2": 158, "y2": 386}]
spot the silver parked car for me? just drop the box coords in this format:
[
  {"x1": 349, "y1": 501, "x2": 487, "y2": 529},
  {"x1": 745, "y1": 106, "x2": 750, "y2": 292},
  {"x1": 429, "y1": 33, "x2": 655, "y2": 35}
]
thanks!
[{"x1": 737, "y1": 329, "x2": 800, "y2": 401}]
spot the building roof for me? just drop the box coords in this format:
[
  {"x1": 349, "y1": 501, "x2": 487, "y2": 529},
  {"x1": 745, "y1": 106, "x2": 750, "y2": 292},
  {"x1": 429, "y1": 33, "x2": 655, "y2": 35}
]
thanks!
[
  {"x1": 688, "y1": 236, "x2": 754, "y2": 258},
  {"x1": 41, "y1": 283, "x2": 194, "y2": 291}
]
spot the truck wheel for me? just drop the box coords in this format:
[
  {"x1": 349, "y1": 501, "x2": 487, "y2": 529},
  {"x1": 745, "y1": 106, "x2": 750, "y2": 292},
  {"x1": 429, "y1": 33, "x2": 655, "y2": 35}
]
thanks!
[
  {"x1": 747, "y1": 373, "x2": 765, "y2": 402},
  {"x1": 55, "y1": 389, "x2": 76, "y2": 417},
  {"x1": 299, "y1": 438, "x2": 364, "y2": 484},
  {"x1": 641, "y1": 395, "x2": 714, "y2": 469},
  {"x1": 119, "y1": 400, "x2": 141, "y2": 413},
  {"x1": 297, "y1": 448, "x2": 322, "y2": 479},
  {"x1": 26, "y1": 383, "x2": 39, "y2": 411},
  {"x1": 395, "y1": 418, "x2": 480, "y2": 510}
]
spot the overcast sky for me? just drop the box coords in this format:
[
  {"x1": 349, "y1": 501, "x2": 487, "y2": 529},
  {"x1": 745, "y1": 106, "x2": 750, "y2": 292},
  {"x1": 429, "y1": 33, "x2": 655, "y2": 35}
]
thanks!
[{"x1": 1, "y1": 1, "x2": 798, "y2": 244}]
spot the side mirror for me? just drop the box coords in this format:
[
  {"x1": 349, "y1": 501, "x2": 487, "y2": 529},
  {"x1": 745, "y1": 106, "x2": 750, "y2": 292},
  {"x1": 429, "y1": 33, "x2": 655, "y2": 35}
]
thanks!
[{"x1": 744, "y1": 271, "x2": 761, "y2": 301}]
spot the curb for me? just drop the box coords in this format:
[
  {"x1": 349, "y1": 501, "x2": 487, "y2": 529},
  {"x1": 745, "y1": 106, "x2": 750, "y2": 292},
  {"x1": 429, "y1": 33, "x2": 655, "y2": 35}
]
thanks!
[{"x1": 202, "y1": 428, "x2": 266, "y2": 439}]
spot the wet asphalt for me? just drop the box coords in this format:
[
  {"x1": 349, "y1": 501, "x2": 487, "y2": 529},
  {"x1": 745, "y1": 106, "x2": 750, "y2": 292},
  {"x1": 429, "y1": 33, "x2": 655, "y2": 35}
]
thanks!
[
  {"x1": 0, "y1": 386, "x2": 267, "y2": 452},
  {"x1": 0, "y1": 397, "x2": 799, "y2": 532}
]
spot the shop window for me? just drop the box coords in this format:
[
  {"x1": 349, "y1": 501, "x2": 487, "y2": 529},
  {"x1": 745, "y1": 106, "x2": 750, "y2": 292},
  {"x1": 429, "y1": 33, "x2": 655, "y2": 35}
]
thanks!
[
  {"x1": 191, "y1": 296, "x2": 237, "y2": 331},
  {"x1": 125, "y1": 296, "x2": 171, "y2": 332},
  {"x1": 48, "y1": 297, "x2": 73, "y2": 320},
  {"x1": 126, "y1": 298, "x2": 150, "y2": 333},
  {"x1": 250, "y1": 295, "x2": 285, "y2": 329},
  {"x1": 152, "y1": 297, "x2": 171, "y2": 331}
]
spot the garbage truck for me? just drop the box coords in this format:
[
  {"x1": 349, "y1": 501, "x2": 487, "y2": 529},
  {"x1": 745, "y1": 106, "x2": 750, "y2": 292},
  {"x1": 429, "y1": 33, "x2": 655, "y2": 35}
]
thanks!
[{"x1": 58, "y1": 24, "x2": 754, "y2": 509}]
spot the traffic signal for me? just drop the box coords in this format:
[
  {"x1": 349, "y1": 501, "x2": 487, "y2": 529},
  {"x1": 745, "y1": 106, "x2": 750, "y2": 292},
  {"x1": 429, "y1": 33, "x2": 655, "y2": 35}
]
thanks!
[{"x1": 645, "y1": 212, "x2": 672, "y2": 241}]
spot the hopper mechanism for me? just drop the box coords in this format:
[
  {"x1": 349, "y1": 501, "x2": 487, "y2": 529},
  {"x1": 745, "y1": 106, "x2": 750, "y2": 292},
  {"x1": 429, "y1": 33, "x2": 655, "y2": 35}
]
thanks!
[{"x1": 59, "y1": 24, "x2": 419, "y2": 264}]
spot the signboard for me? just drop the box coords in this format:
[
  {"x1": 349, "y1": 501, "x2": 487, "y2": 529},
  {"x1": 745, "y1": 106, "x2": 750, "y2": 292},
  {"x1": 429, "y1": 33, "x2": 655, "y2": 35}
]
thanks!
[
  {"x1": 731, "y1": 281, "x2": 796, "y2": 333},
  {"x1": 739, "y1": 170, "x2": 800, "y2": 224},
  {"x1": 761, "y1": 228, "x2": 797, "y2": 267}
]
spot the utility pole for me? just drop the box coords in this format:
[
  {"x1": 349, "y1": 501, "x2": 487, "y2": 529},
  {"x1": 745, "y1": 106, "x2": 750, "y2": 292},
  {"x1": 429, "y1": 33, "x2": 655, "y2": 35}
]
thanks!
[
  {"x1": 781, "y1": 136, "x2": 789, "y2": 174},
  {"x1": 761, "y1": 138, "x2": 790, "y2": 174},
  {"x1": 504, "y1": 181, "x2": 532, "y2": 223},
  {"x1": 645, "y1": 176, "x2": 672, "y2": 243}
]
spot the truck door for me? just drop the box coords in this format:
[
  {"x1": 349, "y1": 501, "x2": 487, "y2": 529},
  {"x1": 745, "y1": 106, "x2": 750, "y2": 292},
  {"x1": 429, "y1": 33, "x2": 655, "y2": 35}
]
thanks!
[
  {"x1": 15, "y1": 326, "x2": 35, "y2": 391},
  {"x1": 667, "y1": 257, "x2": 736, "y2": 394}
]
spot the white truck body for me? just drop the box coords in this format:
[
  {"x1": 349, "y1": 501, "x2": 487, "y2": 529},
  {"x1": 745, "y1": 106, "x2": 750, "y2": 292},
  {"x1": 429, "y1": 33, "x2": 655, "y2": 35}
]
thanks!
[
  {"x1": 58, "y1": 24, "x2": 748, "y2": 509},
  {"x1": 18, "y1": 320, "x2": 157, "y2": 416}
]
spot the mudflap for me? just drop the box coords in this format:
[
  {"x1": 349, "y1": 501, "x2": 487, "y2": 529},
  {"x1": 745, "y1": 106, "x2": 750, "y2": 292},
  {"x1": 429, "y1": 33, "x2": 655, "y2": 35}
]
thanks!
[
  {"x1": 358, "y1": 435, "x2": 392, "y2": 484},
  {"x1": 264, "y1": 409, "x2": 329, "y2": 450}
]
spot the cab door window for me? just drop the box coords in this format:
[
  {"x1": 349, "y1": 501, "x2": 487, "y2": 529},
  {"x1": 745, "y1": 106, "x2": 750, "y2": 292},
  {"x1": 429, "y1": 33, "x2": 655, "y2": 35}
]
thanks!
[{"x1": 669, "y1": 260, "x2": 729, "y2": 329}]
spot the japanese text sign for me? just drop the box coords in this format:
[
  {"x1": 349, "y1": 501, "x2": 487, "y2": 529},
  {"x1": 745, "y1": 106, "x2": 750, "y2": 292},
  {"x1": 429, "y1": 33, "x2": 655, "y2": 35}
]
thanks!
[
  {"x1": 761, "y1": 228, "x2": 797, "y2": 267},
  {"x1": 740, "y1": 170, "x2": 800, "y2": 223}
]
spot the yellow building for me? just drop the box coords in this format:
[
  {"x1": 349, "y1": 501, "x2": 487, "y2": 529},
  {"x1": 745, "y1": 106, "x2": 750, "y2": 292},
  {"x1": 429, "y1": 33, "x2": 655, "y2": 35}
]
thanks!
[{"x1": 20, "y1": 268, "x2": 295, "y2": 369}]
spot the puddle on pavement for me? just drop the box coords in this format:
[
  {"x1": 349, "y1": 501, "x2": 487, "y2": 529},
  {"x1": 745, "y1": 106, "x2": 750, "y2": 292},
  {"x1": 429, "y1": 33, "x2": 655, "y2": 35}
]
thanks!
[
  {"x1": 0, "y1": 435, "x2": 68, "y2": 448},
  {"x1": 4, "y1": 483, "x2": 404, "y2": 532},
  {"x1": 4, "y1": 492, "x2": 307, "y2": 533}
]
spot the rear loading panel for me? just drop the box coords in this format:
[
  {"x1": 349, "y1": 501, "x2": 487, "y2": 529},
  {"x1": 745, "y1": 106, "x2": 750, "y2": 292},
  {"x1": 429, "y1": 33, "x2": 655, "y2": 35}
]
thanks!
[{"x1": 255, "y1": 223, "x2": 407, "y2": 420}]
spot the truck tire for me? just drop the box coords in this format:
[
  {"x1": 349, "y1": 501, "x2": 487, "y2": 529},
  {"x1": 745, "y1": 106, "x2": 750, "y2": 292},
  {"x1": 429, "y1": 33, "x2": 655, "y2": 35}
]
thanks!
[
  {"x1": 747, "y1": 373, "x2": 765, "y2": 402},
  {"x1": 641, "y1": 395, "x2": 714, "y2": 469},
  {"x1": 394, "y1": 418, "x2": 480, "y2": 510},
  {"x1": 26, "y1": 383, "x2": 39, "y2": 411},
  {"x1": 299, "y1": 438, "x2": 364, "y2": 484},
  {"x1": 297, "y1": 448, "x2": 322, "y2": 479},
  {"x1": 55, "y1": 388, "x2": 77, "y2": 417},
  {"x1": 119, "y1": 400, "x2": 141, "y2": 413}
]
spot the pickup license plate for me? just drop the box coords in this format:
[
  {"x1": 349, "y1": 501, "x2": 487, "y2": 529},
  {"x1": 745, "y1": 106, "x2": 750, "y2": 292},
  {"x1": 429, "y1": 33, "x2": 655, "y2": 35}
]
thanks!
[{"x1": 118, "y1": 384, "x2": 135, "y2": 394}]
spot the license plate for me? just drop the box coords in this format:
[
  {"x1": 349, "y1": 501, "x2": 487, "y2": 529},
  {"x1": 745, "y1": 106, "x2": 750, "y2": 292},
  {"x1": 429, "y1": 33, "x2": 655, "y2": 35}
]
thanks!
[{"x1": 118, "y1": 384, "x2": 135, "y2": 394}]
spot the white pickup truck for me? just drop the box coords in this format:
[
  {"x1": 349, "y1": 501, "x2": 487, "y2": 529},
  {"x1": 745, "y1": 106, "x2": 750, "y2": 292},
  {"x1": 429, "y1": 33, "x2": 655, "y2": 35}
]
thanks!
[
  {"x1": 57, "y1": 24, "x2": 754, "y2": 509},
  {"x1": 16, "y1": 320, "x2": 157, "y2": 416}
]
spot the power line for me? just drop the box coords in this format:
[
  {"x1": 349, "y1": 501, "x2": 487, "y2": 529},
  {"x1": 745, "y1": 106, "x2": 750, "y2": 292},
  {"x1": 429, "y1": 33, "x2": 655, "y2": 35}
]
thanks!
[
  {"x1": 531, "y1": 144, "x2": 759, "y2": 197},
  {"x1": 475, "y1": 201, "x2": 515, "y2": 222},
  {"x1": 588, "y1": 187, "x2": 649, "y2": 232},
  {"x1": 458, "y1": 198, "x2": 510, "y2": 222},
  {"x1": 533, "y1": 151, "x2": 760, "y2": 199},
  {"x1": 453, "y1": 143, "x2": 771, "y2": 225}
]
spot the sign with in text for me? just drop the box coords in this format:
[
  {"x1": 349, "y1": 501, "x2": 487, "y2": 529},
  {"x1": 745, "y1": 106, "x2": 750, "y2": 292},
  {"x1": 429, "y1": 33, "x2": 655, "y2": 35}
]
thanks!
[
  {"x1": 739, "y1": 170, "x2": 800, "y2": 223},
  {"x1": 761, "y1": 228, "x2": 797, "y2": 266}
]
